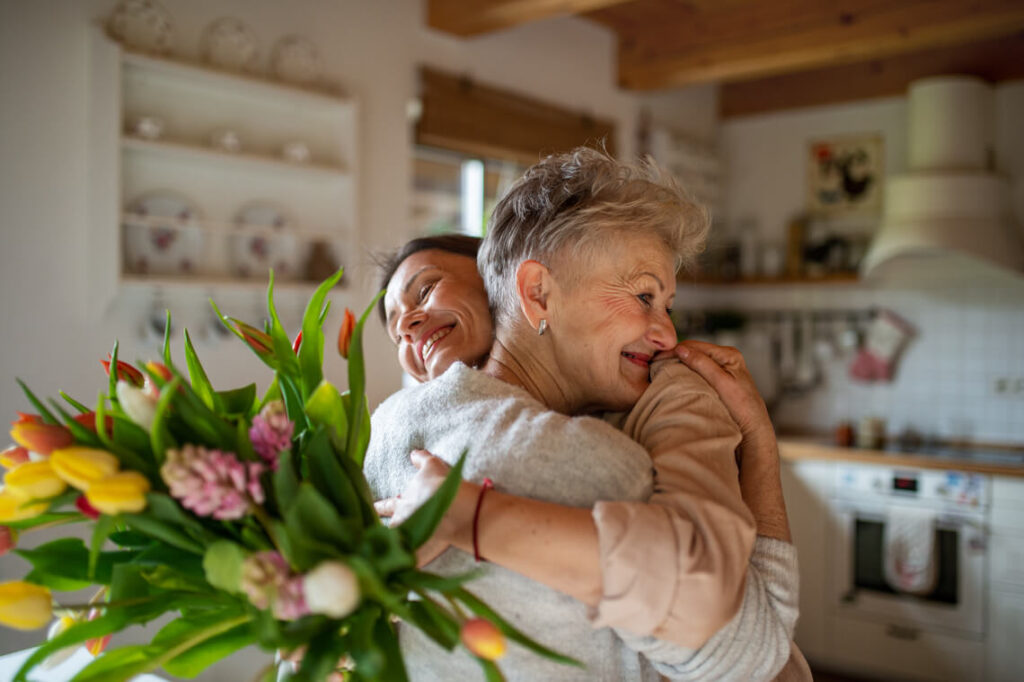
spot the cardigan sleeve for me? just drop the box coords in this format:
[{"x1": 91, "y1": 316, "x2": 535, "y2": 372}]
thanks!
[{"x1": 590, "y1": 360, "x2": 757, "y2": 649}]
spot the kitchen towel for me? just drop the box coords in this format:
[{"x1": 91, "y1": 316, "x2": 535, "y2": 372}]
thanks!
[{"x1": 883, "y1": 506, "x2": 938, "y2": 595}]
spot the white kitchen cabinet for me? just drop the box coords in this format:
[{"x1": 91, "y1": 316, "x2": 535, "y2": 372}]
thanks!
[
  {"x1": 88, "y1": 32, "x2": 358, "y2": 308},
  {"x1": 779, "y1": 458, "x2": 834, "y2": 662},
  {"x1": 987, "y1": 476, "x2": 1024, "y2": 682}
]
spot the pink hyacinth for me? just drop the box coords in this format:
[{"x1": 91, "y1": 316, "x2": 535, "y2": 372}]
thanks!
[
  {"x1": 240, "y1": 551, "x2": 308, "y2": 621},
  {"x1": 160, "y1": 445, "x2": 265, "y2": 520},
  {"x1": 248, "y1": 401, "x2": 293, "y2": 471}
]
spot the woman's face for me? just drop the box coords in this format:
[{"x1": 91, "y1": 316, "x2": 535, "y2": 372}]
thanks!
[
  {"x1": 383, "y1": 249, "x2": 494, "y2": 383},
  {"x1": 546, "y1": 233, "x2": 678, "y2": 413}
]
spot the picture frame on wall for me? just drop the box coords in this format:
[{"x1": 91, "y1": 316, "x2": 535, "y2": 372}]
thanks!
[{"x1": 807, "y1": 134, "x2": 883, "y2": 215}]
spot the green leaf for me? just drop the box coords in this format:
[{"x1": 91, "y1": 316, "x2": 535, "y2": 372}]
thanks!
[
  {"x1": 2, "y1": 511, "x2": 83, "y2": 530},
  {"x1": 277, "y1": 372, "x2": 309, "y2": 433},
  {"x1": 24, "y1": 568, "x2": 90, "y2": 591},
  {"x1": 123, "y1": 514, "x2": 205, "y2": 554},
  {"x1": 265, "y1": 272, "x2": 302, "y2": 380},
  {"x1": 290, "y1": 625, "x2": 350, "y2": 682},
  {"x1": 258, "y1": 375, "x2": 282, "y2": 412},
  {"x1": 304, "y1": 380, "x2": 348, "y2": 451},
  {"x1": 218, "y1": 383, "x2": 258, "y2": 416},
  {"x1": 184, "y1": 328, "x2": 220, "y2": 411},
  {"x1": 48, "y1": 399, "x2": 103, "y2": 448},
  {"x1": 109, "y1": 530, "x2": 153, "y2": 547},
  {"x1": 359, "y1": 525, "x2": 414, "y2": 576},
  {"x1": 139, "y1": 565, "x2": 212, "y2": 593},
  {"x1": 297, "y1": 268, "x2": 344, "y2": 398},
  {"x1": 273, "y1": 450, "x2": 299, "y2": 511},
  {"x1": 16, "y1": 538, "x2": 137, "y2": 585},
  {"x1": 163, "y1": 309, "x2": 173, "y2": 365},
  {"x1": 341, "y1": 391, "x2": 372, "y2": 468},
  {"x1": 406, "y1": 599, "x2": 460, "y2": 651},
  {"x1": 453, "y1": 586, "x2": 583, "y2": 667},
  {"x1": 203, "y1": 540, "x2": 247, "y2": 594},
  {"x1": 162, "y1": 621, "x2": 254, "y2": 678},
  {"x1": 60, "y1": 390, "x2": 92, "y2": 414},
  {"x1": 398, "y1": 452, "x2": 467, "y2": 550},
  {"x1": 90, "y1": 515, "x2": 116, "y2": 579},
  {"x1": 398, "y1": 568, "x2": 483, "y2": 592},
  {"x1": 304, "y1": 427, "x2": 363, "y2": 524},
  {"x1": 110, "y1": 415, "x2": 154, "y2": 465},
  {"x1": 109, "y1": 562, "x2": 151, "y2": 604},
  {"x1": 477, "y1": 658, "x2": 506, "y2": 682},
  {"x1": 344, "y1": 290, "x2": 385, "y2": 466},
  {"x1": 150, "y1": 377, "x2": 181, "y2": 465},
  {"x1": 283, "y1": 483, "x2": 356, "y2": 566},
  {"x1": 17, "y1": 378, "x2": 59, "y2": 424},
  {"x1": 108, "y1": 340, "x2": 120, "y2": 405},
  {"x1": 94, "y1": 397, "x2": 153, "y2": 476}
]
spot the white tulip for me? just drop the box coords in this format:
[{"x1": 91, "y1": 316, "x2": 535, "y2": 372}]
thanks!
[
  {"x1": 116, "y1": 381, "x2": 157, "y2": 431},
  {"x1": 42, "y1": 616, "x2": 79, "y2": 669},
  {"x1": 302, "y1": 561, "x2": 361, "y2": 619}
]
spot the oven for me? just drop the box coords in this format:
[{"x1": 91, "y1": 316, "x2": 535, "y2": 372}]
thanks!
[{"x1": 831, "y1": 465, "x2": 989, "y2": 638}]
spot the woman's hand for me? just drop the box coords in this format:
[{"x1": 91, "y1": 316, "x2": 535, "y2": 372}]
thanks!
[
  {"x1": 671, "y1": 340, "x2": 775, "y2": 450},
  {"x1": 374, "y1": 449, "x2": 469, "y2": 567}
]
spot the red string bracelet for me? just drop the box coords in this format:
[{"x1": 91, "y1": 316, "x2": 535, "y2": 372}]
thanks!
[{"x1": 472, "y1": 477, "x2": 494, "y2": 562}]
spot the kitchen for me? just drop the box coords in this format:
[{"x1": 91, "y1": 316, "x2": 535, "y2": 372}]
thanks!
[{"x1": 1, "y1": 1, "x2": 1023, "y2": 681}]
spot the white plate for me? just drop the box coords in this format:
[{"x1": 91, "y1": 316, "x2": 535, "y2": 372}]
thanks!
[
  {"x1": 229, "y1": 201, "x2": 299, "y2": 280},
  {"x1": 106, "y1": 0, "x2": 174, "y2": 54},
  {"x1": 270, "y1": 35, "x2": 321, "y2": 86},
  {"x1": 123, "y1": 190, "x2": 203, "y2": 276},
  {"x1": 200, "y1": 17, "x2": 259, "y2": 72}
]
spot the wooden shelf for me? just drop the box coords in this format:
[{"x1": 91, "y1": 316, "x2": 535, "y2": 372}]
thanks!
[
  {"x1": 120, "y1": 212, "x2": 345, "y2": 242},
  {"x1": 121, "y1": 49, "x2": 349, "y2": 107},
  {"x1": 119, "y1": 273, "x2": 343, "y2": 294},
  {"x1": 678, "y1": 272, "x2": 860, "y2": 286},
  {"x1": 121, "y1": 136, "x2": 348, "y2": 179}
]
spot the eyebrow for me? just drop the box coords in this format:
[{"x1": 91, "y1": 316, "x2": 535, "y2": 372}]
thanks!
[
  {"x1": 385, "y1": 265, "x2": 440, "y2": 329},
  {"x1": 637, "y1": 271, "x2": 667, "y2": 292}
]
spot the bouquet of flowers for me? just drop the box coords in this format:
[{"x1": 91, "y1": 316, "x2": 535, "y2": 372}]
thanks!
[{"x1": 0, "y1": 270, "x2": 574, "y2": 681}]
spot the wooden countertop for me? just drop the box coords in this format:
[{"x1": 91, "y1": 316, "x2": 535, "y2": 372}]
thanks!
[{"x1": 778, "y1": 437, "x2": 1024, "y2": 477}]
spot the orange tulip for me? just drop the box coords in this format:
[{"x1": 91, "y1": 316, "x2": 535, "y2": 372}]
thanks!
[
  {"x1": 292, "y1": 330, "x2": 303, "y2": 355},
  {"x1": 10, "y1": 415, "x2": 73, "y2": 456},
  {"x1": 144, "y1": 362, "x2": 173, "y2": 383},
  {"x1": 0, "y1": 525, "x2": 16, "y2": 556},
  {"x1": 337, "y1": 308, "x2": 356, "y2": 359},
  {"x1": 84, "y1": 608, "x2": 110, "y2": 656},
  {"x1": 231, "y1": 319, "x2": 274, "y2": 359},
  {"x1": 460, "y1": 618, "x2": 506, "y2": 661},
  {"x1": 1, "y1": 445, "x2": 30, "y2": 469},
  {"x1": 71, "y1": 412, "x2": 114, "y2": 436},
  {"x1": 100, "y1": 356, "x2": 144, "y2": 388}
]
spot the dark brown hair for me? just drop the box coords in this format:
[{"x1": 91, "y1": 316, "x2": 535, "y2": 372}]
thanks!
[{"x1": 375, "y1": 234, "x2": 482, "y2": 324}]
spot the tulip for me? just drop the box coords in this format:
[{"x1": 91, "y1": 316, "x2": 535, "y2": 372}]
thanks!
[
  {"x1": 0, "y1": 490, "x2": 48, "y2": 522},
  {"x1": 100, "y1": 356, "x2": 144, "y2": 388},
  {"x1": 50, "y1": 448, "x2": 120, "y2": 491},
  {"x1": 0, "y1": 525, "x2": 16, "y2": 556},
  {"x1": 460, "y1": 618, "x2": 506, "y2": 661},
  {"x1": 144, "y1": 361, "x2": 173, "y2": 383},
  {"x1": 42, "y1": 615, "x2": 79, "y2": 669},
  {"x1": 291, "y1": 330, "x2": 303, "y2": 355},
  {"x1": 75, "y1": 495, "x2": 101, "y2": 520},
  {"x1": 302, "y1": 561, "x2": 361, "y2": 619},
  {"x1": 84, "y1": 608, "x2": 110, "y2": 656},
  {"x1": 1, "y1": 445, "x2": 29, "y2": 469},
  {"x1": 116, "y1": 382, "x2": 157, "y2": 431},
  {"x1": 0, "y1": 581, "x2": 52, "y2": 630},
  {"x1": 232, "y1": 319, "x2": 274, "y2": 358},
  {"x1": 337, "y1": 308, "x2": 356, "y2": 359},
  {"x1": 4, "y1": 460, "x2": 67, "y2": 500},
  {"x1": 70, "y1": 412, "x2": 114, "y2": 436},
  {"x1": 10, "y1": 415, "x2": 73, "y2": 456},
  {"x1": 85, "y1": 471, "x2": 150, "y2": 515}
]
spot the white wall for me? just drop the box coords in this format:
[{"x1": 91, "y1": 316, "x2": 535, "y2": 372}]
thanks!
[{"x1": 0, "y1": 0, "x2": 643, "y2": 672}]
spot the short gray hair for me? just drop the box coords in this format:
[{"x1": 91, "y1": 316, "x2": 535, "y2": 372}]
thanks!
[{"x1": 478, "y1": 146, "x2": 710, "y2": 328}]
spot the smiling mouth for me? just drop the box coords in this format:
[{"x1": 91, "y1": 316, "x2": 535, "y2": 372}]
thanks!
[
  {"x1": 621, "y1": 351, "x2": 652, "y2": 368},
  {"x1": 420, "y1": 325, "x2": 455, "y2": 362}
]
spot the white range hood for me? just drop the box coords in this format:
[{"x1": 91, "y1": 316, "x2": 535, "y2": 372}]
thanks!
[{"x1": 861, "y1": 76, "x2": 1024, "y2": 278}]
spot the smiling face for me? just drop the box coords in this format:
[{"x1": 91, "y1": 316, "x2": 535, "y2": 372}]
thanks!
[
  {"x1": 383, "y1": 249, "x2": 494, "y2": 383},
  {"x1": 546, "y1": 232, "x2": 679, "y2": 413}
]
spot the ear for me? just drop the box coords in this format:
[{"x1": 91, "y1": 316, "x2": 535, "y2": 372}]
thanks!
[{"x1": 514, "y1": 260, "x2": 554, "y2": 332}]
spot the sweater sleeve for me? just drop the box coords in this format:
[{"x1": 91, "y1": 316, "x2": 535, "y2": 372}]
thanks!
[
  {"x1": 590, "y1": 360, "x2": 757, "y2": 649},
  {"x1": 613, "y1": 536, "x2": 803, "y2": 681}
]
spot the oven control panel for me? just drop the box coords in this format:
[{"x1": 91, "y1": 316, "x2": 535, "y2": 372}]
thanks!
[{"x1": 835, "y1": 465, "x2": 989, "y2": 508}]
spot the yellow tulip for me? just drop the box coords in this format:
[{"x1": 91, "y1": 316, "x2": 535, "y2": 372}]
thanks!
[
  {"x1": 0, "y1": 490, "x2": 48, "y2": 522},
  {"x1": 460, "y1": 618, "x2": 507, "y2": 661},
  {"x1": 0, "y1": 581, "x2": 52, "y2": 630},
  {"x1": 3, "y1": 460, "x2": 67, "y2": 500},
  {"x1": 85, "y1": 471, "x2": 150, "y2": 515},
  {"x1": 50, "y1": 448, "x2": 120, "y2": 491}
]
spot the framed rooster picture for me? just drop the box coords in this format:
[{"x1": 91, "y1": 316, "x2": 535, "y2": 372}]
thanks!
[{"x1": 807, "y1": 134, "x2": 883, "y2": 215}]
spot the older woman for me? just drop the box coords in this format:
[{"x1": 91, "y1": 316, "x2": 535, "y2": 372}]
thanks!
[{"x1": 366, "y1": 148, "x2": 805, "y2": 681}]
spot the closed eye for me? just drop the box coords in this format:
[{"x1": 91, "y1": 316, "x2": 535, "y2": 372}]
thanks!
[{"x1": 637, "y1": 293, "x2": 653, "y2": 306}]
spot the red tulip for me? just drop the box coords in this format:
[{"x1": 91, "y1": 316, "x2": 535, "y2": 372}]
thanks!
[
  {"x1": 100, "y1": 357, "x2": 144, "y2": 388},
  {"x1": 71, "y1": 412, "x2": 114, "y2": 436},
  {"x1": 1, "y1": 445, "x2": 30, "y2": 469},
  {"x1": 75, "y1": 495, "x2": 101, "y2": 520},
  {"x1": 0, "y1": 526, "x2": 16, "y2": 556},
  {"x1": 231, "y1": 319, "x2": 274, "y2": 358},
  {"x1": 460, "y1": 618, "x2": 506, "y2": 661},
  {"x1": 292, "y1": 331, "x2": 303, "y2": 355},
  {"x1": 10, "y1": 415, "x2": 73, "y2": 456},
  {"x1": 337, "y1": 308, "x2": 356, "y2": 359}
]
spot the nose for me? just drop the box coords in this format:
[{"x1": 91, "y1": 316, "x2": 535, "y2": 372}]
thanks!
[
  {"x1": 396, "y1": 307, "x2": 426, "y2": 342},
  {"x1": 647, "y1": 310, "x2": 677, "y2": 351}
]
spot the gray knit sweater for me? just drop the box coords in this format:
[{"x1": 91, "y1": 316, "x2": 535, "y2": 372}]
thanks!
[{"x1": 365, "y1": 362, "x2": 799, "y2": 681}]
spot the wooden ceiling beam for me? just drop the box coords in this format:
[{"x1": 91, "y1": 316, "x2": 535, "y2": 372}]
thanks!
[
  {"x1": 720, "y1": 32, "x2": 1024, "y2": 118},
  {"x1": 592, "y1": 0, "x2": 1024, "y2": 90},
  {"x1": 427, "y1": 0, "x2": 633, "y2": 37}
]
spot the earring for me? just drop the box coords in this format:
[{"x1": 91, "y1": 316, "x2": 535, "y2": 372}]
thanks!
[{"x1": 537, "y1": 319, "x2": 548, "y2": 336}]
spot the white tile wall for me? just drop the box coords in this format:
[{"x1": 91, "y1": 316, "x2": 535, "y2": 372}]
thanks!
[{"x1": 678, "y1": 259, "x2": 1024, "y2": 445}]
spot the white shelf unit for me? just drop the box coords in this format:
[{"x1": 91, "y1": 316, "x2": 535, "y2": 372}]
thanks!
[{"x1": 90, "y1": 35, "x2": 358, "y2": 298}]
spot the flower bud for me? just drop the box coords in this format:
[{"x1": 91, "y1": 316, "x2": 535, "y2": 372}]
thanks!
[
  {"x1": 337, "y1": 308, "x2": 356, "y2": 359},
  {"x1": 0, "y1": 581, "x2": 52, "y2": 630},
  {"x1": 101, "y1": 356, "x2": 144, "y2": 387},
  {"x1": 232, "y1": 319, "x2": 275, "y2": 358},
  {"x1": 302, "y1": 561, "x2": 361, "y2": 619},
  {"x1": 4, "y1": 460, "x2": 67, "y2": 500},
  {"x1": 84, "y1": 607, "x2": 110, "y2": 656},
  {"x1": 50, "y1": 448, "x2": 120, "y2": 491},
  {"x1": 0, "y1": 525, "x2": 17, "y2": 556},
  {"x1": 291, "y1": 331, "x2": 303, "y2": 355},
  {"x1": 10, "y1": 415, "x2": 73, "y2": 456},
  {"x1": 85, "y1": 471, "x2": 150, "y2": 515},
  {"x1": 460, "y1": 618, "x2": 506, "y2": 661},
  {"x1": 116, "y1": 382, "x2": 157, "y2": 431}
]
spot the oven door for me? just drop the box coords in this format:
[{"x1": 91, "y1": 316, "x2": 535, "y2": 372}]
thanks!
[{"x1": 833, "y1": 504, "x2": 986, "y2": 636}]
